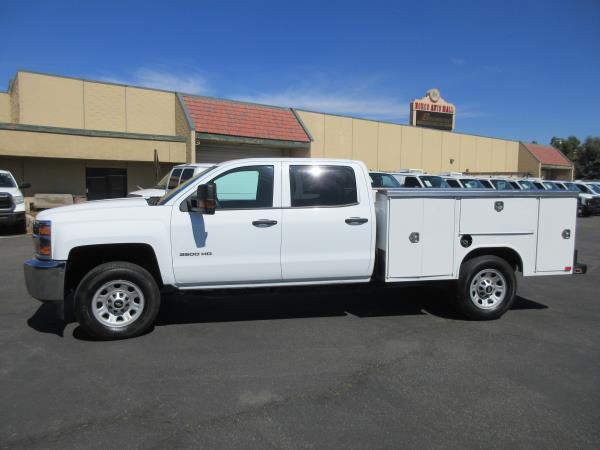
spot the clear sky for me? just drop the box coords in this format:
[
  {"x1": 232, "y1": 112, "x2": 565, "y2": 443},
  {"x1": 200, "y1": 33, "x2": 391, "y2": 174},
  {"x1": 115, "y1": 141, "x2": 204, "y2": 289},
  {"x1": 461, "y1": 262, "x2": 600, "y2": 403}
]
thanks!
[{"x1": 1, "y1": 0, "x2": 599, "y2": 144}]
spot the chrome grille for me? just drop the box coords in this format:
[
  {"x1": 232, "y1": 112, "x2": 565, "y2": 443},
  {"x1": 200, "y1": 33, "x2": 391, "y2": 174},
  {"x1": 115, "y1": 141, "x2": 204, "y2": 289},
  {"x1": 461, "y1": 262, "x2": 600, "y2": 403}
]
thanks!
[{"x1": 0, "y1": 193, "x2": 12, "y2": 210}]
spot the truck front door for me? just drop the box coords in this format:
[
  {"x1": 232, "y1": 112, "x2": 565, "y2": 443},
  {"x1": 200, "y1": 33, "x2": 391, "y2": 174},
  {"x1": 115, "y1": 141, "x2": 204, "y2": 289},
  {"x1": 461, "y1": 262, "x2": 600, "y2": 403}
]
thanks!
[
  {"x1": 170, "y1": 163, "x2": 282, "y2": 286},
  {"x1": 280, "y1": 163, "x2": 374, "y2": 281}
]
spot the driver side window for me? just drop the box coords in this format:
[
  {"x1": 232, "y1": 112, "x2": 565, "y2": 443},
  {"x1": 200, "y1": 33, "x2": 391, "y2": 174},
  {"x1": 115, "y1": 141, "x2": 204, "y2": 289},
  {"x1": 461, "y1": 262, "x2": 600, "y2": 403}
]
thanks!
[{"x1": 211, "y1": 165, "x2": 274, "y2": 209}]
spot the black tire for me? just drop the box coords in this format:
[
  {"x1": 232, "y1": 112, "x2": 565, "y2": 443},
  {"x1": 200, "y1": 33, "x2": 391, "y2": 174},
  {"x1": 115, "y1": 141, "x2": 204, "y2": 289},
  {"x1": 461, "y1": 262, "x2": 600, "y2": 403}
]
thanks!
[
  {"x1": 456, "y1": 255, "x2": 517, "y2": 320},
  {"x1": 16, "y1": 220, "x2": 27, "y2": 235},
  {"x1": 74, "y1": 261, "x2": 161, "y2": 340}
]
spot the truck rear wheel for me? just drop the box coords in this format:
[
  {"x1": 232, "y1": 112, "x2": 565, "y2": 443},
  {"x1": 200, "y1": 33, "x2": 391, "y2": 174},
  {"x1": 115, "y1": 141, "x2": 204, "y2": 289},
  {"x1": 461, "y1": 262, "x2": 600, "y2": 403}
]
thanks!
[
  {"x1": 74, "y1": 262, "x2": 161, "y2": 340},
  {"x1": 457, "y1": 255, "x2": 516, "y2": 320}
]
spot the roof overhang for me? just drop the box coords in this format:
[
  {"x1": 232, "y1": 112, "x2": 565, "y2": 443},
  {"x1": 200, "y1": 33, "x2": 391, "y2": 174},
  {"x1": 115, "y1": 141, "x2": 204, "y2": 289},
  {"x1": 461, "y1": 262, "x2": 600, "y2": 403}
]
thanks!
[{"x1": 195, "y1": 132, "x2": 310, "y2": 149}]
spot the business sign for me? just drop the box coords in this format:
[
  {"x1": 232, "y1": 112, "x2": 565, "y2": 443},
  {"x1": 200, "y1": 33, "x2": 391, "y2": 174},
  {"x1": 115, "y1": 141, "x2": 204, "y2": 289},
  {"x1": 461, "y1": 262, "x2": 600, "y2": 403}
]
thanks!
[{"x1": 410, "y1": 89, "x2": 455, "y2": 131}]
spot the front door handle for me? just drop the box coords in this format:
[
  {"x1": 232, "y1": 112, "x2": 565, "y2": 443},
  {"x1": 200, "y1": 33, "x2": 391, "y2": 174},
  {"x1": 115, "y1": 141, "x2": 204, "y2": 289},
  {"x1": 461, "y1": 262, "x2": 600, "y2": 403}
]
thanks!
[
  {"x1": 252, "y1": 219, "x2": 278, "y2": 227},
  {"x1": 345, "y1": 217, "x2": 368, "y2": 225}
]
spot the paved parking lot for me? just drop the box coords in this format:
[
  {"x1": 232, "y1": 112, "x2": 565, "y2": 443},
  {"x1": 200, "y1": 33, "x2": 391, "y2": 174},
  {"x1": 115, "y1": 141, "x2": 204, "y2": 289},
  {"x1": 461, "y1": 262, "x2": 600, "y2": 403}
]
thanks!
[{"x1": 1, "y1": 218, "x2": 599, "y2": 449}]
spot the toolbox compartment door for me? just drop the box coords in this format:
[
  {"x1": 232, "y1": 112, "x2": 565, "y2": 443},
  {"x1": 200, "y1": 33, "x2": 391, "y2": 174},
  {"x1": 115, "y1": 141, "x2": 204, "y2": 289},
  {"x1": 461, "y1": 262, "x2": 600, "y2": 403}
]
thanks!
[{"x1": 536, "y1": 197, "x2": 577, "y2": 272}]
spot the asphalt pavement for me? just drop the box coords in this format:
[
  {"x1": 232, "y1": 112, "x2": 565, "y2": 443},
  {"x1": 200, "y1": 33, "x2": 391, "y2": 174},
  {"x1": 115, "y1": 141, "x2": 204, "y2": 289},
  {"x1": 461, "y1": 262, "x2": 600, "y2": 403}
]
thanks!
[{"x1": 1, "y1": 218, "x2": 599, "y2": 449}]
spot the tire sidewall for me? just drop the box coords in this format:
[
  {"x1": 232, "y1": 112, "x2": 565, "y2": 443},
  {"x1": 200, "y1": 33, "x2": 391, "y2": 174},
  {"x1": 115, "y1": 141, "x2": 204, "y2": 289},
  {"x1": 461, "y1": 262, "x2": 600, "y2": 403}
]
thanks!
[
  {"x1": 458, "y1": 256, "x2": 516, "y2": 320},
  {"x1": 75, "y1": 262, "x2": 160, "y2": 339}
]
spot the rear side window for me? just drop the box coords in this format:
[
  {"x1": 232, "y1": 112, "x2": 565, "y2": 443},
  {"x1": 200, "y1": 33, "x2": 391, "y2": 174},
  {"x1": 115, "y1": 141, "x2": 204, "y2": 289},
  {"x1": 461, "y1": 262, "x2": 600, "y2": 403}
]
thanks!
[
  {"x1": 168, "y1": 168, "x2": 183, "y2": 189},
  {"x1": 290, "y1": 165, "x2": 357, "y2": 207},
  {"x1": 446, "y1": 179, "x2": 461, "y2": 188},
  {"x1": 179, "y1": 168, "x2": 195, "y2": 183}
]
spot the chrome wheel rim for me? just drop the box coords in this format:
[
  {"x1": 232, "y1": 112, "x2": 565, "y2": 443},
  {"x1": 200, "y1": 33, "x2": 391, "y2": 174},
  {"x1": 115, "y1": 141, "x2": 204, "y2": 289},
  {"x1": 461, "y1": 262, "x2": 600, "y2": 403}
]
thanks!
[
  {"x1": 469, "y1": 269, "x2": 506, "y2": 310},
  {"x1": 92, "y1": 280, "x2": 145, "y2": 327}
]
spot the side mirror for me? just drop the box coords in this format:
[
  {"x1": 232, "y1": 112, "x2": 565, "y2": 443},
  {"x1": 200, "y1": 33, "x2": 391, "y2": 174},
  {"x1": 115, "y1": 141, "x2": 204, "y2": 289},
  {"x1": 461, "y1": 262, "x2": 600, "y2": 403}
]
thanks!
[
  {"x1": 188, "y1": 183, "x2": 216, "y2": 214},
  {"x1": 19, "y1": 182, "x2": 31, "y2": 189}
]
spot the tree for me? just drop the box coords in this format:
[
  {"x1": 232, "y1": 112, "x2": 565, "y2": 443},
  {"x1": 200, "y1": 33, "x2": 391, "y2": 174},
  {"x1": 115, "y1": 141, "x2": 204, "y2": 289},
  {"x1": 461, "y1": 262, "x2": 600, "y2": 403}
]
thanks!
[
  {"x1": 550, "y1": 136, "x2": 581, "y2": 160},
  {"x1": 575, "y1": 137, "x2": 600, "y2": 179}
]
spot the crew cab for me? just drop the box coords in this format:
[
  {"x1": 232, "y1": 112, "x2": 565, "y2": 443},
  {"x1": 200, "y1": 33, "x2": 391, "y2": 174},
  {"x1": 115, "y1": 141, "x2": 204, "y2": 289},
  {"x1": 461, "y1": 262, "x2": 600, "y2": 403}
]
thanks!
[
  {"x1": 23, "y1": 158, "x2": 586, "y2": 340},
  {"x1": 0, "y1": 170, "x2": 30, "y2": 233},
  {"x1": 127, "y1": 163, "x2": 214, "y2": 198}
]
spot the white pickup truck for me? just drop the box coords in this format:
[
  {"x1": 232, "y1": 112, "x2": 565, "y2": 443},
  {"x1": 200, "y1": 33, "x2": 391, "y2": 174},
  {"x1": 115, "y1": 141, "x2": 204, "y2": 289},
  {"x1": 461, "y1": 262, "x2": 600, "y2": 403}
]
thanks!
[{"x1": 24, "y1": 158, "x2": 586, "y2": 340}]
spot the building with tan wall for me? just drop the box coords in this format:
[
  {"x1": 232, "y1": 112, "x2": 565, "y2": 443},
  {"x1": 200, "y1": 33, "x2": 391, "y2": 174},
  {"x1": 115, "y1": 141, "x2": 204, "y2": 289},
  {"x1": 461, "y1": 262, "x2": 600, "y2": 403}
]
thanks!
[
  {"x1": 0, "y1": 70, "x2": 572, "y2": 201},
  {"x1": 0, "y1": 71, "x2": 190, "y2": 199}
]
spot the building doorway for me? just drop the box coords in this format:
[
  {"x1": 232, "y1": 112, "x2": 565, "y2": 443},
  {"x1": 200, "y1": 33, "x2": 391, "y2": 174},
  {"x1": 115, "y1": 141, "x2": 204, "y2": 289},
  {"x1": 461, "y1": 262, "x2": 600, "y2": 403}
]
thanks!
[{"x1": 86, "y1": 168, "x2": 127, "y2": 200}]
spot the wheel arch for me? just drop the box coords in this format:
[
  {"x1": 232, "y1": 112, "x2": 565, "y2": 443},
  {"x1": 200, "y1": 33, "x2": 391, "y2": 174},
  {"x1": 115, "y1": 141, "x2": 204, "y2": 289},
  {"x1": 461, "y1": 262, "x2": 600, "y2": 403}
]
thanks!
[
  {"x1": 65, "y1": 243, "x2": 163, "y2": 295},
  {"x1": 460, "y1": 246, "x2": 524, "y2": 273}
]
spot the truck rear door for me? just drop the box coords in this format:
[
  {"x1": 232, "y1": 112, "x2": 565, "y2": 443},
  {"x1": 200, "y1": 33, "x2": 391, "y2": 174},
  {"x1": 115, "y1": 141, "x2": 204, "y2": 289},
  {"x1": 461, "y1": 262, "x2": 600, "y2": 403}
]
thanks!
[{"x1": 280, "y1": 163, "x2": 374, "y2": 281}]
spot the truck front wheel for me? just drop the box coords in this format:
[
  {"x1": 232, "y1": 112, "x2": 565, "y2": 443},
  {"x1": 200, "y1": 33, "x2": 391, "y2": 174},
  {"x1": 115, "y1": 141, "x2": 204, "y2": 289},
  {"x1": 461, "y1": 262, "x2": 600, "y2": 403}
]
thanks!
[
  {"x1": 457, "y1": 255, "x2": 516, "y2": 320},
  {"x1": 74, "y1": 262, "x2": 161, "y2": 339}
]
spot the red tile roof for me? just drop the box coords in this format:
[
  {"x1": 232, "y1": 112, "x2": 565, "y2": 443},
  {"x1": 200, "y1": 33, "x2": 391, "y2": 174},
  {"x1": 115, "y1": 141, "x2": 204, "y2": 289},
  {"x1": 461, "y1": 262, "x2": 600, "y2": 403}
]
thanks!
[
  {"x1": 522, "y1": 143, "x2": 572, "y2": 167},
  {"x1": 182, "y1": 96, "x2": 310, "y2": 143}
]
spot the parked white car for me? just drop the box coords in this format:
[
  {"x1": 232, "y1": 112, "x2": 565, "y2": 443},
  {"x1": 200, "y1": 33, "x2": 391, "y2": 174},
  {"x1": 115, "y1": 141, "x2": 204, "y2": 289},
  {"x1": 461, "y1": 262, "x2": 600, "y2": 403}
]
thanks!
[
  {"x1": 573, "y1": 181, "x2": 600, "y2": 216},
  {"x1": 128, "y1": 163, "x2": 214, "y2": 198},
  {"x1": 0, "y1": 169, "x2": 30, "y2": 233},
  {"x1": 24, "y1": 158, "x2": 586, "y2": 339}
]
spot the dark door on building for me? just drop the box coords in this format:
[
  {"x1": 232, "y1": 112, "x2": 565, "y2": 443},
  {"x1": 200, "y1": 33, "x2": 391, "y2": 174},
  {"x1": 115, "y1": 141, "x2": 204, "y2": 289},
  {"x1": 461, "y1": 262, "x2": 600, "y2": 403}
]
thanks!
[{"x1": 86, "y1": 168, "x2": 127, "y2": 200}]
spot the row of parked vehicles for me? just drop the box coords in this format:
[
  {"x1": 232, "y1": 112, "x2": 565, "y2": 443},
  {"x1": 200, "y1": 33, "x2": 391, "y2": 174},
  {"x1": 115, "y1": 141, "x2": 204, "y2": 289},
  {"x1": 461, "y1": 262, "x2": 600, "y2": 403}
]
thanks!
[{"x1": 369, "y1": 169, "x2": 600, "y2": 217}]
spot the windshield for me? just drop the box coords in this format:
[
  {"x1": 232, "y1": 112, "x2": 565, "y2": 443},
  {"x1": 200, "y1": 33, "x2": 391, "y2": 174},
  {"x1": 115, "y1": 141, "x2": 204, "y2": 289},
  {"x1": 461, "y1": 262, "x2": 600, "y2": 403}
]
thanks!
[
  {"x1": 0, "y1": 173, "x2": 16, "y2": 188},
  {"x1": 154, "y1": 172, "x2": 170, "y2": 189},
  {"x1": 589, "y1": 184, "x2": 600, "y2": 194},
  {"x1": 419, "y1": 176, "x2": 448, "y2": 188},
  {"x1": 157, "y1": 166, "x2": 219, "y2": 205},
  {"x1": 478, "y1": 179, "x2": 494, "y2": 189},
  {"x1": 562, "y1": 182, "x2": 579, "y2": 192},
  {"x1": 543, "y1": 182, "x2": 561, "y2": 191},
  {"x1": 519, "y1": 180, "x2": 538, "y2": 190},
  {"x1": 460, "y1": 178, "x2": 485, "y2": 189},
  {"x1": 369, "y1": 173, "x2": 401, "y2": 188},
  {"x1": 445, "y1": 178, "x2": 462, "y2": 188},
  {"x1": 491, "y1": 179, "x2": 515, "y2": 190}
]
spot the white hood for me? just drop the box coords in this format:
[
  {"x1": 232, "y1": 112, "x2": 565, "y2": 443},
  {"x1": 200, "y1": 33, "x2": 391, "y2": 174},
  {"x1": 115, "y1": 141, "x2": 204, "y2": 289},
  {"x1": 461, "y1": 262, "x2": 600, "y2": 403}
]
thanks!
[
  {"x1": 37, "y1": 197, "x2": 149, "y2": 220},
  {"x1": 128, "y1": 188, "x2": 166, "y2": 198}
]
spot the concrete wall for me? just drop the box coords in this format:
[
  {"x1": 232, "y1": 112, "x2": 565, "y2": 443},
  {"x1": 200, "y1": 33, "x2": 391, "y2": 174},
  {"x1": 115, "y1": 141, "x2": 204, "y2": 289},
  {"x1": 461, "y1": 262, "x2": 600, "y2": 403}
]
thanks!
[
  {"x1": 14, "y1": 72, "x2": 177, "y2": 136},
  {"x1": 296, "y1": 110, "x2": 520, "y2": 173},
  {"x1": 0, "y1": 93, "x2": 10, "y2": 122},
  {"x1": 0, "y1": 155, "x2": 174, "y2": 196},
  {"x1": 0, "y1": 129, "x2": 186, "y2": 163}
]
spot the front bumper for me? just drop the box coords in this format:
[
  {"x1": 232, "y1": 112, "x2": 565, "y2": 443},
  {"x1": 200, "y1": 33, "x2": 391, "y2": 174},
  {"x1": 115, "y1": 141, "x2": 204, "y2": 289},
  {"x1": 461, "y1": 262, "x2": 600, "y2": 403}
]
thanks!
[
  {"x1": 23, "y1": 259, "x2": 66, "y2": 302},
  {"x1": 0, "y1": 211, "x2": 25, "y2": 226}
]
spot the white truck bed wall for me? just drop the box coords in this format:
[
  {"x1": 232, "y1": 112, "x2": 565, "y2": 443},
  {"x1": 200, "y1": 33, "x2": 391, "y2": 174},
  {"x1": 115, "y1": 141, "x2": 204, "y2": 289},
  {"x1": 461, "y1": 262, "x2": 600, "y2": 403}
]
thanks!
[{"x1": 375, "y1": 189, "x2": 578, "y2": 282}]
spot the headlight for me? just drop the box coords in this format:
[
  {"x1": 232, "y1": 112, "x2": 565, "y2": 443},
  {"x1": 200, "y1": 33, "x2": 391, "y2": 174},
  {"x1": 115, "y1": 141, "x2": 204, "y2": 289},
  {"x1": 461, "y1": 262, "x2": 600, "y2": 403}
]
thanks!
[
  {"x1": 32, "y1": 220, "x2": 51, "y2": 259},
  {"x1": 13, "y1": 195, "x2": 24, "y2": 205}
]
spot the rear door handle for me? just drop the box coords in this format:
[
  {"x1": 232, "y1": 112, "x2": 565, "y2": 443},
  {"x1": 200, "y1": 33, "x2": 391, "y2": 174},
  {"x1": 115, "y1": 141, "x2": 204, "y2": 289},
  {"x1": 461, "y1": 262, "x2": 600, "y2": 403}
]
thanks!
[
  {"x1": 252, "y1": 219, "x2": 278, "y2": 227},
  {"x1": 345, "y1": 217, "x2": 368, "y2": 225}
]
